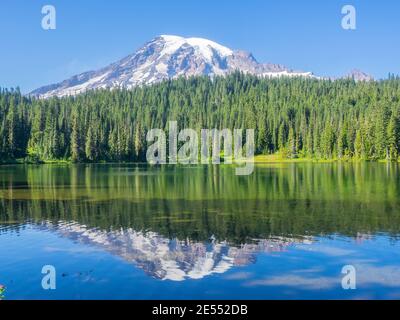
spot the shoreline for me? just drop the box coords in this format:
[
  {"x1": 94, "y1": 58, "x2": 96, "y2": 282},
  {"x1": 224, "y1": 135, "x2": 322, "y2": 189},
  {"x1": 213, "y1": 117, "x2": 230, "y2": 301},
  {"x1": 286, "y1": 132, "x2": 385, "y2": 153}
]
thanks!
[{"x1": 1, "y1": 154, "x2": 400, "y2": 166}]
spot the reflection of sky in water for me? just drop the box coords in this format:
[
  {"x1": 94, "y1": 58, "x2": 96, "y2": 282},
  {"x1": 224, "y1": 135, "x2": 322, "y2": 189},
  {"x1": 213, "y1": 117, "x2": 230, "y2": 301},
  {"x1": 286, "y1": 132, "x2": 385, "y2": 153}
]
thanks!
[{"x1": 1, "y1": 222, "x2": 399, "y2": 299}]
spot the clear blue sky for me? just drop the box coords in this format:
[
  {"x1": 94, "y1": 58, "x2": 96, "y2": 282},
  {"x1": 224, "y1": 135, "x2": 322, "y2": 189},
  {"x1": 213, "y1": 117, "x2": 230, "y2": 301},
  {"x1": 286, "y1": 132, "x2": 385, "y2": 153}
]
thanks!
[{"x1": 1, "y1": 0, "x2": 399, "y2": 93}]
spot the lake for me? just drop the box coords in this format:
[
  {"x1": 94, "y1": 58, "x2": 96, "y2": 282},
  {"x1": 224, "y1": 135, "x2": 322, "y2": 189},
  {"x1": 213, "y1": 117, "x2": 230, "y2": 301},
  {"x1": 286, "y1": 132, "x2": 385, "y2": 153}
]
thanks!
[{"x1": 1, "y1": 163, "x2": 400, "y2": 299}]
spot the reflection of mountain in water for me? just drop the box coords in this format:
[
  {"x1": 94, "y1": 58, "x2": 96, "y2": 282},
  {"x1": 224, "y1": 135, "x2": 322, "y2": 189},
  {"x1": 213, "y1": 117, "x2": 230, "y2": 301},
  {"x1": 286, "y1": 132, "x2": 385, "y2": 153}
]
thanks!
[{"x1": 40, "y1": 221, "x2": 313, "y2": 281}]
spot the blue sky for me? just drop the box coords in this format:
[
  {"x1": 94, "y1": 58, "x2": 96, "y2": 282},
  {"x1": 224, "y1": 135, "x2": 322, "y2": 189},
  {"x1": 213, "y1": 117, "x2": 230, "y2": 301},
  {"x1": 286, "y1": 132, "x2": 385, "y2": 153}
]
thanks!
[{"x1": 1, "y1": 0, "x2": 399, "y2": 93}]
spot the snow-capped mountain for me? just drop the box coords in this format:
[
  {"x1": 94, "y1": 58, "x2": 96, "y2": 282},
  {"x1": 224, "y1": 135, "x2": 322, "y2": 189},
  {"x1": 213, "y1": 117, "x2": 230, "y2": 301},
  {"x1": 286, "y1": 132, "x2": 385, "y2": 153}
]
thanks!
[
  {"x1": 344, "y1": 69, "x2": 374, "y2": 82},
  {"x1": 30, "y1": 35, "x2": 315, "y2": 98}
]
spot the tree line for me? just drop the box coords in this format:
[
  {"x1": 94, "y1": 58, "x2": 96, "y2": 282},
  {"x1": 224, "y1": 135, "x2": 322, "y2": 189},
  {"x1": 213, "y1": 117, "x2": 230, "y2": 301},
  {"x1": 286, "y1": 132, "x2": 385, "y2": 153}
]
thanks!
[{"x1": 1, "y1": 72, "x2": 400, "y2": 163}]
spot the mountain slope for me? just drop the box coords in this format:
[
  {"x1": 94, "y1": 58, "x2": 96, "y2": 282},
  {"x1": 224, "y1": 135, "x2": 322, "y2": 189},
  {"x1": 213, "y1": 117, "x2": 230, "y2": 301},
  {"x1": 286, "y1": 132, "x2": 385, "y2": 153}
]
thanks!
[
  {"x1": 30, "y1": 35, "x2": 314, "y2": 98},
  {"x1": 344, "y1": 69, "x2": 374, "y2": 82}
]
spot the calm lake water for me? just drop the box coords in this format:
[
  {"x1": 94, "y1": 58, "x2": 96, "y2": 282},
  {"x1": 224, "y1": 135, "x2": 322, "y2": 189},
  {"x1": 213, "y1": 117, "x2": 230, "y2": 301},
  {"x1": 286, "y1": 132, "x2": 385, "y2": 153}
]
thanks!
[{"x1": 1, "y1": 163, "x2": 400, "y2": 300}]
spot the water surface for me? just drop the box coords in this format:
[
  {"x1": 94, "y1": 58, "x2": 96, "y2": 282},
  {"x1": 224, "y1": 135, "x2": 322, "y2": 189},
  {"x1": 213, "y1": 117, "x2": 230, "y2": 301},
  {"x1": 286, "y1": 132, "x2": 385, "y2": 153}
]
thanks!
[{"x1": 1, "y1": 163, "x2": 400, "y2": 299}]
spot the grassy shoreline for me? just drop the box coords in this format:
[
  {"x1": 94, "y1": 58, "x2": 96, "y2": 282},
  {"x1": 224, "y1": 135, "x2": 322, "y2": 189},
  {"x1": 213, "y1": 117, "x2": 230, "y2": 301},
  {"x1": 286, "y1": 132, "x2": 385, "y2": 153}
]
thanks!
[
  {"x1": 1, "y1": 154, "x2": 400, "y2": 165},
  {"x1": 254, "y1": 154, "x2": 400, "y2": 163}
]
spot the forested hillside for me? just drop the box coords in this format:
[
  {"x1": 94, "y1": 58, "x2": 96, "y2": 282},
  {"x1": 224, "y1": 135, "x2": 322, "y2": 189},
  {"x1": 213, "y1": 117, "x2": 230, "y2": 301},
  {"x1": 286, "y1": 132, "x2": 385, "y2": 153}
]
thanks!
[{"x1": 1, "y1": 72, "x2": 400, "y2": 163}]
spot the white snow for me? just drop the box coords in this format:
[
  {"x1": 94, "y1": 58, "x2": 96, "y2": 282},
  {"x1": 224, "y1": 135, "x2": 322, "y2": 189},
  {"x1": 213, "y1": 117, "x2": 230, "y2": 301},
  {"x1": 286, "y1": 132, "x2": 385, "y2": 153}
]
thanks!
[
  {"x1": 155, "y1": 61, "x2": 168, "y2": 74},
  {"x1": 160, "y1": 35, "x2": 233, "y2": 62}
]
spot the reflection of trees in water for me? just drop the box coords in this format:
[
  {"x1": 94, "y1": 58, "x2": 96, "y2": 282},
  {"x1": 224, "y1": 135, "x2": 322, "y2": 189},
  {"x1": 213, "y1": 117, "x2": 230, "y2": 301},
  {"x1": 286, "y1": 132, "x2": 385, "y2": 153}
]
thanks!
[{"x1": 1, "y1": 164, "x2": 400, "y2": 241}]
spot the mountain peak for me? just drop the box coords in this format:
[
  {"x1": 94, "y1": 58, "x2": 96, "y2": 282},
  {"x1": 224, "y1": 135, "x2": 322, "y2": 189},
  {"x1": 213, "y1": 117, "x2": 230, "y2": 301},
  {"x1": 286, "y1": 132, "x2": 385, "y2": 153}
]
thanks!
[
  {"x1": 158, "y1": 34, "x2": 234, "y2": 62},
  {"x1": 345, "y1": 69, "x2": 374, "y2": 81},
  {"x1": 159, "y1": 34, "x2": 233, "y2": 54},
  {"x1": 30, "y1": 35, "x2": 314, "y2": 98}
]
